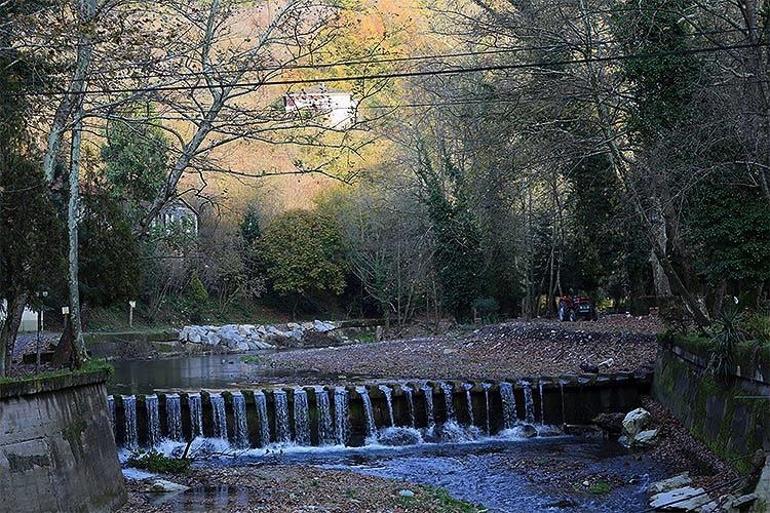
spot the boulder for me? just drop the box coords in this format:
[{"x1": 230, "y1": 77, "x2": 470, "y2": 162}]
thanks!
[
  {"x1": 649, "y1": 486, "x2": 710, "y2": 511},
  {"x1": 593, "y1": 412, "x2": 625, "y2": 434},
  {"x1": 234, "y1": 340, "x2": 250, "y2": 352},
  {"x1": 648, "y1": 473, "x2": 692, "y2": 495},
  {"x1": 205, "y1": 331, "x2": 220, "y2": 346},
  {"x1": 313, "y1": 320, "x2": 336, "y2": 333},
  {"x1": 633, "y1": 428, "x2": 659, "y2": 448},
  {"x1": 144, "y1": 479, "x2": 190, "y2": 494},
  {"x1": 622, "y1": 407, "x2": 652, "y2": 437}
]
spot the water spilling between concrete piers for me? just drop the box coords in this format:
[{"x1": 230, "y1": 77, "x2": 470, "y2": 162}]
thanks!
[{"x1": 109, "y1": 373, "x2": 648, "y2": 452}]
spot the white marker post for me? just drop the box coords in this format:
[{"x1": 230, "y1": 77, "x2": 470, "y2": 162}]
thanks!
[{"x1": 128, "y1": 301, "x2": 136, "y2": 328}]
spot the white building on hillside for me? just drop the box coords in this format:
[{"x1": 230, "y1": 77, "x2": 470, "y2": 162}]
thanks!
[{"x1": 284, "y1": 85, "x2": 358, "y2": 129}]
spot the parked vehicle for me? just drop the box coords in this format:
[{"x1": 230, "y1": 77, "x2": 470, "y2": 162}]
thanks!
[{"x1": 557, "y1": 294, "x2": 598, "y2": 321}]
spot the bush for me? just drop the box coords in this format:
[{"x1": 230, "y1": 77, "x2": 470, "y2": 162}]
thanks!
[
  {"x1": 742, "y1": 313, "x2": 770, "y2": 343},
  {"x1": 126, "y1": 449, "x2": 191, "y2": 474},
  {"x1": 472, "y1": 296, "x2": 499, "y2": 322}
]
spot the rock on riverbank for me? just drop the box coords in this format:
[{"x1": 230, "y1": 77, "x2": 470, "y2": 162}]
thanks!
[{"x1": 178, "y1": 320, "x2": 342, "y2": 351}]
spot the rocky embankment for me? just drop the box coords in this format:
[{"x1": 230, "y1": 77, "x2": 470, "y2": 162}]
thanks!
[{"x1": 177, "y1": 320, "x2": 346, "y2": 351}]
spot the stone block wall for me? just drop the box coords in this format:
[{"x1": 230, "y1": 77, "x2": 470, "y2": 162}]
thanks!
[
  {"x1": 654, "y1": 345, "x2": 770, "y2": 474},
  {"x1": 0, "y1": 370, "x2": 126, "y2": 513}
]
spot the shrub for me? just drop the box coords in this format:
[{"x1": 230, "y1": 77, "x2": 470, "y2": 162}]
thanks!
[{"x1": 472, "y1": 296, "x2": 500, "y2": 322}]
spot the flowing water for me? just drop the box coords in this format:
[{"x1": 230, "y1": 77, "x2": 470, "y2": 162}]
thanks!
[
  {"x1": 314, "y1": 387, "x2": 334, "y2": 446},
  {"x1": 273, "y1": 390, "x2": 291, "y2": 444},
  {"x1": 482, "y1": 383, "x2": 492, "y2": 434},
  {"x1": 333, "y1": 386, "x2": 349, "y2": 446},
  {"x1": 440, "y1": 382, "x2": 456, "y2": 422},
  {"x1": 292, "y1": 388, "x2": 311, "y2": 445},
  {"x1": 538, "y1": 382, "x2": 545, "y2": 425},
  {"x1": 499, "y1": 382, "x2": 517, "y2": 429},
  {"x1": 422, "y1": 383, "x2": 435, "y2": 428},
  {"x1": 189, "y1": 394, "x2": 203, "y2": 438},
  {"x1": 378, "y1": 384, "x2": 395, "y2": 426},
  {"x1": 108, "y1": 395, "x2": 116, "y2": 429},
  {"x1": 210, "y1": 393, "x2": 228, "y2": 440},
  {"x1": 166, "y1": 394, "x2": 183, "y2": 441},
  {"x1": 254, "y1": 391, "x2": 270, "y2": 447},
  {"x1": 122, "y1": 395, "x2": 138, "y2": 449},
  {"x1": 145, "y1": 395, "x2": 161, "y2": 446},
  {"x1": 232, "y1": 392, "x2": 249, "y2": 449},
  {"x1": 463, "y1": 383, "x2": 475, "y2": 426},
  {"x1": 403, "y1": 385, "x2": 416, "y2": 427},
  {"x1": 355, "y1": 386, "x2": 377, "y2": 439},
  {"x1": 522, "y1": 383, "x2": 536, "y2": 424}
]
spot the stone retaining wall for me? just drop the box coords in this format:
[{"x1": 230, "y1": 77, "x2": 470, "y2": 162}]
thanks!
[
  {"x1": 0, "y1": 370, "x2": 126, "y2": 513},
  {"x1": 654, "y1": 345, "x2": 770, "y2": 474}
]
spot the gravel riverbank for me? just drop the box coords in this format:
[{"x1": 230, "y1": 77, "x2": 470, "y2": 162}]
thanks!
[
  {"x1": 262, "y1": 317, "x2": 660, "y2": 382},
  {"x1": 119, "y1": 465, "x2": 483, "y2": 513}
]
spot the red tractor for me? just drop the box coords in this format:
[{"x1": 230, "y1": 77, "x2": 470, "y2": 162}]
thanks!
[{"x1": 557, "y1": 294, "x2": 598, "y2": 322}]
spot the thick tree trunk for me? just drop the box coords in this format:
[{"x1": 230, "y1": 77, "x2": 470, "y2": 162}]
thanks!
[{"x1": 0, "y1": 292, "x2": 28, "y2": 376}]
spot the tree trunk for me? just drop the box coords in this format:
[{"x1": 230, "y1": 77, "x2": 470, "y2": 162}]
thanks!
[
  {"x1": 0, "y1": 292, "x2": 28, "y2": 376},
  {"x1": 67, "y1": 117, "x2": 87, "y2": 367}
]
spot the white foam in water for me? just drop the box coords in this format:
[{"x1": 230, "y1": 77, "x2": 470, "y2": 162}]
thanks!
[
  {"x1": 292, "y1": 388, "x2": 311, "y2": 446},
  {"x1": 254, "y1": 391, "x2": 271, "y2": 447},
  {"x1": 333, "y1": 387, "x2": 349, "y2": 446},
  {"x1": 232, "y1": 392, "x2": 249, "y2": 449},
  {"x1": 145, "y1": 394, "x2": 161, "y2": 447},
  {"x1": 314, "y1": 387, "x2": 334, "y2": 446},
  {"x1": 210, "y1": 393, "x2": 228, "y2": 440},
  {"x1": 122, "y1": 395, "x2": 138, "y2": 449},
  {"x1": 499, "y1": 382, "x2": 517, "y2": 430},
  {"x1": 188, "y1": 393, "x2": 203, "y2": 437},
  {"x1": 165, "y1": 394, "x2": 183, "y2": 441},
  {"x1": 378, "y1": 384, "x2": 395, "y2": 426},
  {"x1": 273, "y1": 390, "x2": 291, "y2": 444},
  {"x1": 355, "y1": 386, "x2": 377, "y2": 441}
]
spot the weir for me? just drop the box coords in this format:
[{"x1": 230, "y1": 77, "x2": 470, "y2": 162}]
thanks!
[{"x1": 109, "y1": 372, "x2": 651, "y2": 451}]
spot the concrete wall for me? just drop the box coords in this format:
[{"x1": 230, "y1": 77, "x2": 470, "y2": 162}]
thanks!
[
  {"x1": 654, "y1": 344, "x2": 770, "y2": 474},
  {"x1": 0, "y1": 370, "x2": 127, "y2": 513}
]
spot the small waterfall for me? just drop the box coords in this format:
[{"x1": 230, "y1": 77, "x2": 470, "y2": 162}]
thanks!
[
  {"x1": 403, "y1": 385, "x2": 416, "y2": 427},
  {"x1": 421, "y1": 383, "x2": 435, "y2": 427},
  {"x1": 145, "y1": 395, "x2": 161, "y2": 447},
  {"x1": 333, "y1": 386, "x2": 349, "y2": 446},
  {"x1": 273, "y1": 390, "x2": 291, "y2": 443},
  {"x1": 440, "y1": 382, "x2": 455, "y2": 422},
  {"x1": 462, "y1": 383, "x2": 475, "y2": 426},
  {"x1": 538, "y1": 382, "x2": 545, "y2": 425},
  {"x1": 232, "y1": 392, "x2": 249, "y2": 449},
  {"x1": 355, "y1": 386, "x2": 377, "y2": 439},
  {"x1": 523, "y1": 383, "x2": 536, "y2": 424},
  {"x1": 107, "y1": 395, "x2": 115, "y2": 428},
  {"x1": 559, "y1": 382, "x2": 566, "y2": 426},
  {"x1": 122, "y1": 395, "x2": 138, "y2": 449},
  {"x1": 378, "y1": 384, "x2": 395, "y2": 426},
  {"x1": 254, "y1": 391, "x2": 271, "y2": 447},
  {"x1": 189, "y1": 393, "x2": 203, "y2": 437},
  {"x1": 499, "y1": 382, "x2": 517, "y2": 430},
  {"x1": 481, "y1": 383, "x2": 491, "y2": 434},
  {"x1": 165, "y1": 394, "x2": 183, "y2": 441},
  {"x1": 314, "y1": 387, "x2": 334, "y2": 445},
  {"x1": 292, "y1": 388, "x2": 311, "y2": 445},
  {"x1": 210, "y1": 393, "x2": 228, "y2": 440}
]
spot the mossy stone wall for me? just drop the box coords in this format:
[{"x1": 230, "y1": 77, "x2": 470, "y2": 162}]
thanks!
[{"x1": 654, "y1": 347, "x2": 770, "y2": 474}]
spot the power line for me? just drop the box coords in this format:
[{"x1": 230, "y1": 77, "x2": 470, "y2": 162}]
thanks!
[
  {"x1": 10, "y1": 41, "x2": 767, "y2": 98},
  {"x1": 35, "y1": 27, "x2": 749, "y2": 85}
]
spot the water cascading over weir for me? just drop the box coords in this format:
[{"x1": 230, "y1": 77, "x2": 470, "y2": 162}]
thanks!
[{"x1": 109, "y1": 373, "x2": 650, "y2": 451}]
